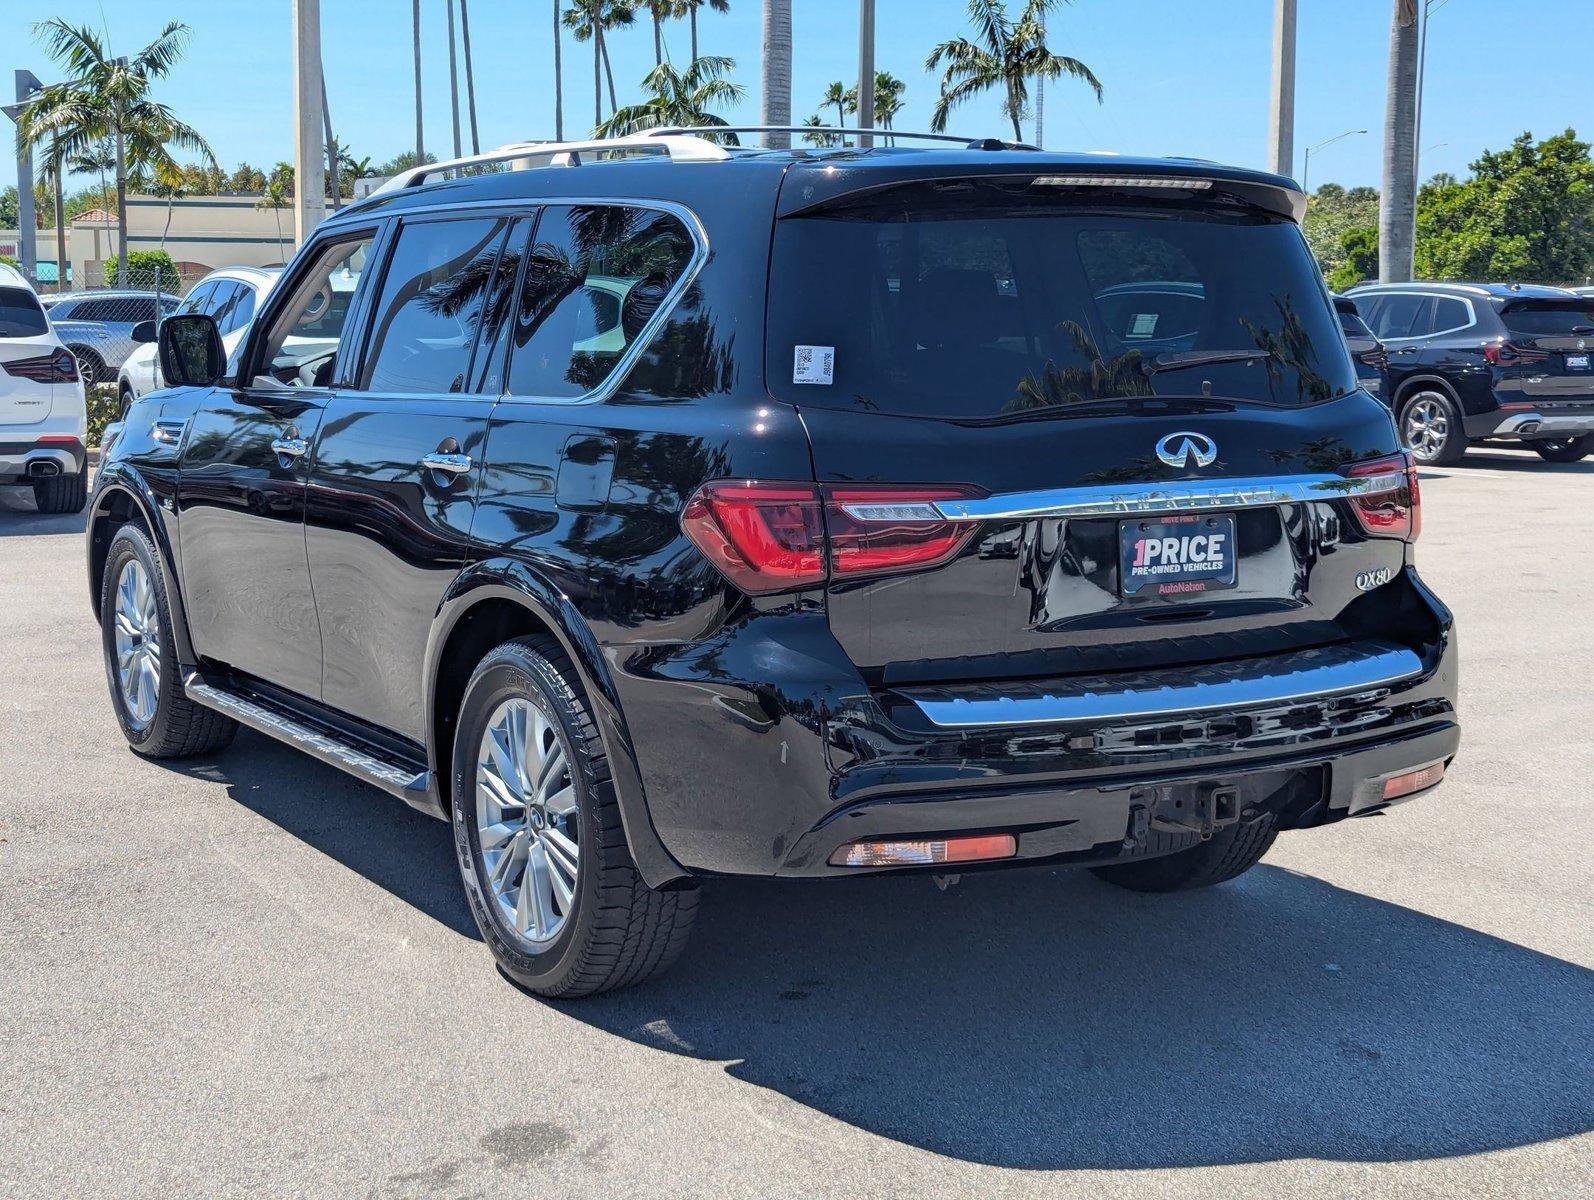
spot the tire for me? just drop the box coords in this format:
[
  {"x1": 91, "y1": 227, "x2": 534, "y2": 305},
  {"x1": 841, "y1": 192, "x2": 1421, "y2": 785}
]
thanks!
[
  {"x1": 118, "y1": 385, "x2": 135, "y2": 421},
  {"x1": 451, "y1": 635, "x2": 697, "y2": 998},
  {"x1": 32, "y1": 470, "x2": 87, "y2": 514},
  {"x1": 1532, "y1": 435, "x2": 1593, "y2": 463},
  {"x1": 68, "y1": 346, "x2": 105, "y2": 385},
  {"x1": 99, "y1": 524, "x2": 238, "y2": 758},
  {"x1": 1399, "y1": 389, "x2": 1467, "y2": 466},
  {"x1": 1090, "y1": 816, "x2": 1278, "y2": 893}
]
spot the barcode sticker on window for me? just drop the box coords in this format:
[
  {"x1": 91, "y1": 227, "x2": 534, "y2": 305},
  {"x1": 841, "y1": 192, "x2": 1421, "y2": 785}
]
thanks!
[{"x1": 793, "y1": 344, "x2": 834, "y2": 385}]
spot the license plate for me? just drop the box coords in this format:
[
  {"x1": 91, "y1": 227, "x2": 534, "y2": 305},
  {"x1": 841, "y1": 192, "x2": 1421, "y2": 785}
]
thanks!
[
  {"x1": 1120, "y1": 514, "x2": 1238, "y2": 597},
  {"x1": 1567, "y1": 354, "x2": 1590, "y2": 370}
]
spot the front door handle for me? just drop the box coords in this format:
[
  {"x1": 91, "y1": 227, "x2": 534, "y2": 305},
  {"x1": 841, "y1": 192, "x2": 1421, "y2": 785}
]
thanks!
[
  {"x1": 421, "y1": 451, "x2": 472, "y2": 476},
  {"x1": 271, "y1": 435, "x2": 310, "y2": 460}
]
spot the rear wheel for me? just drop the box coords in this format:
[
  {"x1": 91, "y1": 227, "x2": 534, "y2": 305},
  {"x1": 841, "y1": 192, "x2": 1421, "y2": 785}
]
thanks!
[
  {"x1": 1532, "y1": 435, "x2": 1593, "y2": 463},
  {"x1": 1090, "y1": 817, "x2": 1278, "y2": 892},
  {"x1": 68, "y1": 345, "x2": 105, "y2": 385},
  {"x1": 99, "y1": 524, "x2": 238, "y2": 757},
  {"x1": 451, "y1": 636, "x2": 697, "y2": 998},
  {"x1": 32, "y1": 470, "x2": 86, "y2": 514},
  {"x1": 1399, "y1": 390, "x2": 1466, "y2": 465}
]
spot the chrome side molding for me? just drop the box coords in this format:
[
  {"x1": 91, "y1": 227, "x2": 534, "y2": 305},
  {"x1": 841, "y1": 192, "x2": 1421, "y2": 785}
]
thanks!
[
  {"x1": 900, "y1": 640, "x2": 1426, "y2": 728},
  {"x1": 931, "y1": 471, "x2": 1405, "y2": 522}
]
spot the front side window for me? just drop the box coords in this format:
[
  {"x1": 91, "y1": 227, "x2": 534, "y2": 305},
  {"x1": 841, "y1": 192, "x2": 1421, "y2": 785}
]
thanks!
[
  {"x1": 253, "y1": 235, "x2": 373, "y2": 388},
  {"x1": 362, "y1": 216, "x2": 509, "y2": 394},
  {"x1": 178, "y1": 282, "x2": 217, "y2": 317},
  {"x1": 505, "y1": 204, "x2": 695, "y2": 399},
  {"x1": 766, "y1": 179, "x2": 1354, "y2": 417}
]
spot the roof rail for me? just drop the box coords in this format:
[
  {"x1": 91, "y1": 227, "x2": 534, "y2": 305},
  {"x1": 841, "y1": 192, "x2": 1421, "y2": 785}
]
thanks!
[
  {"x1": 369, "y1": 133, "x2": 733, "y2": 197},
  {"x1": 650, "y1": 124, "x2": 1037, "y2": 150}
]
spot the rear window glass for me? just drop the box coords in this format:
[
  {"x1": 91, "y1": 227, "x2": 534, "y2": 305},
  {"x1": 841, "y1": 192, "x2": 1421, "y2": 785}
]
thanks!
[
  {"x1": 1335, "y1": 306, "x2": 1376, "y2": 339},
  {"x1": 1498, "y1": 300, "x2": 1594, "y2": 337},
  {"x1": 767, "y1": 182, "x2": 1354, "y2": 417},
  {"x1": 0, "y1": 286, "x2": 48, "y2": 338}
]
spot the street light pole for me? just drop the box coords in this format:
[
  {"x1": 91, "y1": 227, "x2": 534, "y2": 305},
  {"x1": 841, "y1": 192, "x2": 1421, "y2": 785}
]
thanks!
[
  {"x1": 292, "y1": 0, "x2": 326, "y2": 244},
  {"x1": 857, "y1": 0, "x2": 875, "y2": 148},
  {"x1": 1302, "y1": 128, "x2": 1367, "y2": 193},
  {"x1": 1267, "y1": 0, "x2": 1297, "y2": 177},
  {"x1": 8, "y1": 70, "x2": 43, "y2": 283}
]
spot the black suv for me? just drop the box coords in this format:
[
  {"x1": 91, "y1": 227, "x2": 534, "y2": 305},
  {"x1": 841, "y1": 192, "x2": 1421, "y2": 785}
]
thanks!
[
  {"x1": 1346, "y1": 281, "x2": 1594, "y2": 464},
  {"x1": 89, "y1": 132, "x2": 1459, "y2": 997}
]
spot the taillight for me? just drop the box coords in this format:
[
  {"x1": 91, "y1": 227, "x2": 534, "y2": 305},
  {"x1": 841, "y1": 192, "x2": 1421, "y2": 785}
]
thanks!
[
  {"x1": 2, "y1": 349, "x2": 79, "y2": 383},
  {"x1": 1356, "y1": 346, "x2": 1388, "y2": 369},
  {"x1": 681, "y1": 481, "x2": 982, "y2": 595},
  {"x1": 1343, "y1": 451, "x2": 1421, "y2": 542},
  {"x1": 1483, "y1": 339, "x2": 1549, "y2": 366}
]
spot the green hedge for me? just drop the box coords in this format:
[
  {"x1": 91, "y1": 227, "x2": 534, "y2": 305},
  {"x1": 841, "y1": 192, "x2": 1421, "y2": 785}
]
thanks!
[{"x1": 86, "y1": 383, "x2": 121, "y2": 449}]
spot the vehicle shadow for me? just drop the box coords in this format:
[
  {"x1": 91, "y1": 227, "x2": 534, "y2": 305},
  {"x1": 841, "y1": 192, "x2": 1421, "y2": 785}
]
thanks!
[
  {"x1": 1457, "y1": 448, "x2": 1594, "y2": 475},
  {"x1": 560, "y1": 865, "x2": 1594, "y2": 1171},
  {"x1": 0, "y1": 489, "x2": 89, "y2": 536},
  {"x1": 149, "y1": 733, "x2": 1593, "y2": 1171},
  {"x1": 151, "y1": 729, "x2": 478, "y2": 938}
]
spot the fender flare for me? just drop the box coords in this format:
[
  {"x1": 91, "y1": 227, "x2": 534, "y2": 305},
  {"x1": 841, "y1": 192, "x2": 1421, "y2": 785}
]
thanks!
[
  {"x1": 1391, "y1": 373, "x2": 1462, "y2": 409},
  {"x1": 88, "y1": 466, "x2": 199, "y2": 668},
  {"x1": 425, "y1": 557, "x2": 691, "y2": 889}
]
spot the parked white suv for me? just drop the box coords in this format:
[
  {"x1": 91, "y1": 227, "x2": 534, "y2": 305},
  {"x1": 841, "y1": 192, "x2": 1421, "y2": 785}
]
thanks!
[
  {"x1": 118, "y1": 266, "x2": 282, "y2": 405},
  {"x1": 1, "y1": 263, "x2": 88, "y2": 513}
]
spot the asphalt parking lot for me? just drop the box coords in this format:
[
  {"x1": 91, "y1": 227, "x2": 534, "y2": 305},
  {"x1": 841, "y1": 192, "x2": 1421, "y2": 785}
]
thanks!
[{"x1": 2, "y1": 449, "x2": 1591, "y2": 1199}]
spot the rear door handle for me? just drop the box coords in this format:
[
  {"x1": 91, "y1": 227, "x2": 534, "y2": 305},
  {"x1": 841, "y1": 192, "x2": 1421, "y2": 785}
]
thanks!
[
  {"x1": 421, "y1": 451, "x2": 472, "y2": 476},
  {"x1": 271, "y1": 436, "x2": 310, "y2": 459}
]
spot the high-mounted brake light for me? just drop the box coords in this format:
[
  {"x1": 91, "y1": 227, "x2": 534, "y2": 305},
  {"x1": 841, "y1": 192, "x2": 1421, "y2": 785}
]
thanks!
[
  {"x1": 1031, "y1": 175, "x2": 1213, "y2": 190},
  {"x1": 681, "y1": 481, "x2": 983, "y2": 595},
  {"x1": 2, "y1": 349, "x2": 79, "y2": 383},
  {"x1": 1342, "y1": 452, "x2": 1421, "y2": 542}
]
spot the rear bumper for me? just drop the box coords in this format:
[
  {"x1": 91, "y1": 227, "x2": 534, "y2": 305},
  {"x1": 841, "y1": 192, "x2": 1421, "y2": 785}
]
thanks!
[
  {"x1": 1492, "y1": 411, "x2": 1594, "y2": 439},
  {"x1": 0, "y1": 434, "x2": 87, "y2": 482},
  {"x1": 614, "y1": 570, "x2": 1459, "y2": 879}
]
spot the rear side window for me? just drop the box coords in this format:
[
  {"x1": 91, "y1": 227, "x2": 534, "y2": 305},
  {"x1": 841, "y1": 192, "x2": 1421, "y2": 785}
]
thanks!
[
  {"x1": 766, "y1": 183, "x2": 1354, "y2": 417},
  {"x1": 1431, "y1": 296, "x2": 1470, "y2": 332},
  {"x1": 1367, "y1": 293, "x2": 1430, "y2": 340},
  {"x1": 363, "y1": 216, "x2": 510, "y2": 394},
  {"x1": 0, "y1": 286, "x2": 48, "y2": 337},
  {"x1": 504, "y1": 204, "x2": 695, "y2": 400}
]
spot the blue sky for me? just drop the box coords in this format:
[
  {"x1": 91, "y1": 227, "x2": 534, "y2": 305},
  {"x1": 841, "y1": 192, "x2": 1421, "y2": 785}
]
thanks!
[{"x1": 3, "y1": 0, "x2": 1590, "y2": 195}]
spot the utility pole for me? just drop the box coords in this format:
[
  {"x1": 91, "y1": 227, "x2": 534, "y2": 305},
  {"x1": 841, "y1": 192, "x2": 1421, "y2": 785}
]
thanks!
[
  {"x1": 292, "y1": 0, "x2": 326, "y2": 244},
  {"x1": 1034, "y1": 13, "x2": 1044, "y2": 148},
  {"x1": 857, "y1": 0, "x2": 875, "y2": 148},
  {"x1": 1267, "y1": 0, "x2": 1297, "y2": 176},
  {"x1": 413, "y1": 0, "x2": 424, "y2": 163},
  {"x1": 447, "y1": 0, "x2": 462, "y2": 158},
  {"x1": 1380, "y1": 0, "x2": 1419, "y2": 282},
  {"x1": 8, "y1": 70, "x2": 43, "y2": 283}
]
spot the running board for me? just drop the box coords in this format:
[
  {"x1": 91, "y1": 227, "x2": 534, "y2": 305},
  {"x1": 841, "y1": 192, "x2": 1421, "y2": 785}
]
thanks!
[{"x1": 184, "y1": 675, "x2": 444, "y2": 819}]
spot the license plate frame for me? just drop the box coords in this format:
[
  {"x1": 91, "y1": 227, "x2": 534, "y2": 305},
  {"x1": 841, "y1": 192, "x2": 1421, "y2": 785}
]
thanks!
[
  {"x1": 1566, "y1": 353, "x2": 1590, "y2": 371},
  {"x1": 1120, "y1": 514, "x2": 1238, "y2": 598}
]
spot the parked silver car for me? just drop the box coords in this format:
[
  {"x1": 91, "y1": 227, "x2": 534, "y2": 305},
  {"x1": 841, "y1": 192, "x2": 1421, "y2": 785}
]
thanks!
[{"x1": 40, "y1": 289, "x2": 180, "y2": 384}]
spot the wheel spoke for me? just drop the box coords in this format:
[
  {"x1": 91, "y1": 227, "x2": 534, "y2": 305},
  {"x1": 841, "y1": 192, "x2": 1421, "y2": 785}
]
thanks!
[
  {"x1": 535, "y1": 742, "x2": 567, "y2": 801},
  {"x1": 543, "y1": 784, "x2": 577, "y2": 817},
  {"x1": 543, "y1": 826, "x2": 579, "y2": 889},
  {"x1": 477, "y1": 761, "x2": 523, "y2": 819},
  {"x1": 478, "y1": 820, "x2": 517, "y2": 854},
  {"x1": 524, "y1": 841, "x2": 555, "y2": 937}
]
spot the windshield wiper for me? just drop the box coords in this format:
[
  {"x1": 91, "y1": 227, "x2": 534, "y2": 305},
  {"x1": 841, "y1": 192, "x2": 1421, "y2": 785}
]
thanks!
[{"x1": 1144, "y1": 349, "x2": 1277, "y2": 374}]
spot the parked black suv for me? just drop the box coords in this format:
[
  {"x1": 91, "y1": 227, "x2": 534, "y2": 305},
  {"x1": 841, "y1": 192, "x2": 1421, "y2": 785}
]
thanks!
[
  {"x1": 88, "y1": 132, "x2": 1459, "y2": 997},
  {"x1": 1346, "y1": 281, "x2": 1594, "y2": 464}
]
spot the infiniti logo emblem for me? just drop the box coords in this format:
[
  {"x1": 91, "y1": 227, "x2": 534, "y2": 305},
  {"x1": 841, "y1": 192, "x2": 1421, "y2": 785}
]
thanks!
[{"x1": 1155, "y1": 431, "x2": 1218, "y2": 469}]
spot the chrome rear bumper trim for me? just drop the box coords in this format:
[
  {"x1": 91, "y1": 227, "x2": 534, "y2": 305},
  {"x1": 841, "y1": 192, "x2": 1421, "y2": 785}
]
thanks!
[
  {"x1": 931, "y1": 472, "x2": 1402, "y2": 522},
  {"x1": 902, "y1": 640, "x2": 1426, "y2": 728}
]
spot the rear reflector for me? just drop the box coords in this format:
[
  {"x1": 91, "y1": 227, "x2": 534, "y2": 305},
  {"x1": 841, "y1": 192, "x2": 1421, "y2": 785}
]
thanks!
[
  {"x1": 829, "y1": 833, "x2": 1017, "y2": 868},
  {"x1": 682, "y1": 480, "x2": 982, "y2": 595},
  {"x1": 1343, "y1": 451, "x2": 1421, "y2": 542},
  {"x1": 1383, "y1": 761, "x2": 1446, "y2": 800}
]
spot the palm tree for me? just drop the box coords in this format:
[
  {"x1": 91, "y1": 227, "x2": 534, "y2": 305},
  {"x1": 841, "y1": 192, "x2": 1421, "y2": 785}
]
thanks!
[
  {"x1": 33, "y1": 19, "x2": 210, "y2": 282},
  {"x1": 256, "y1": 164, "x2": 293, "y2": 261},
  {"x1": 843, "y1": 71, "x2": 905, "y2": 135},
  {"x1": 679, "y1": 0, "x2": 729, "y2": 64},
  {"x1": 1380, "y1": 0, "x2": 1419, "y2": 283},
  {"x1": 16, "y1": 83, "x2": 94, "y2": 292},
  {"x1": 552, "y1": 2, "x2": 566, "y2": 140},
  {"x1": 460, "y1": 0, "x2": 480, "y2": 152},
  {"x1": 801, "y1": 115, "x2": 841, "y2": 147},
  {"x1": 926, "y1": 0, "x2": 1101, "y2": 143},
  {"x1": 643, "y1": 1, "x2": 671, "y2": 66},
  {"x1": 565, "y1": 1, "x2": 636, "y2": 129},
  {"x1": 596, "y1": 56, "x2": 743, "y2": 138},
  {"x1": 821, "y1": 81, "x2": 849, "y2": 130},
  {"x1": 760, "y1": 1, "x2": 792, "y2": 148}
]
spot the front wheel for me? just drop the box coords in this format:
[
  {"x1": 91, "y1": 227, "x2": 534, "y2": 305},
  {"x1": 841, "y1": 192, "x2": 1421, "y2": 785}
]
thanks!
[
  {"x1": 451, "y1": 636, "x2": 697, "y2": 998},
  {"x1": 1399, "y1": 390, "x2": 1466, "y2": 465},
  {"x1": 1090, "y1": 817, "x2": 1278, "y2": 893},
  {"x1": 1532, "y1": 435, "x2": 1593, "y2": 463}
]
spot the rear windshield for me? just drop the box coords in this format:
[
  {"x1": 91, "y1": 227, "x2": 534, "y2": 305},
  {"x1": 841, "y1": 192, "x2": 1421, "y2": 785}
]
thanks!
[
  {"x1": 0, "y1": 286, "x2": 48, "y2": 338},
  {"x1": 767, "y1": 183, "x2": 1355, "y2": 418},
  {"x1": 1498, "y1": 299, "x2": 1594, "y2": 337}
]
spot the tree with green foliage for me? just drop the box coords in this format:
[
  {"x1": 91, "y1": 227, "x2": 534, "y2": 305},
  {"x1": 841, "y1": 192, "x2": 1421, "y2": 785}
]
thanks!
[
  {"x1": 1303, "y1": 183, "x2": 1379, "y2": 280},
  {"x1": 597, "y1": 56, "x2": 742, "y2": 138},
  {"x1": 0, "y1": 186, "x2": 19, "y2": 229},
  {"x1": 1329, "y1": 226, "x2": 1381, "y2": 292},
  {"x1": 105, "y1": 248, "x2": 176, "y2": 290},
  {"x1": 1415, "y1": 129, "x2": 1594, "y2": 282}
]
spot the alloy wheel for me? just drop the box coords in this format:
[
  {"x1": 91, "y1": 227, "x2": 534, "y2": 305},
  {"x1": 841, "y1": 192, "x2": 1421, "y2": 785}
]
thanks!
[
  {"x1": 1402, "y1": 394, "x2": 1450, "y2": 463},
  {"x1": 475, "y1": 697, "x2": 580, "y2": 947},
  {"x1": 113, "y1": 559, "x2": 161, "y2": 729}
]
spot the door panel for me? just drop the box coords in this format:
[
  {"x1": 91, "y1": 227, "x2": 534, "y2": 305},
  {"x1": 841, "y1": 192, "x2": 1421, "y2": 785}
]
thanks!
[{"x1": 177, "y1": 389, "x2": 327, "y2": 696}]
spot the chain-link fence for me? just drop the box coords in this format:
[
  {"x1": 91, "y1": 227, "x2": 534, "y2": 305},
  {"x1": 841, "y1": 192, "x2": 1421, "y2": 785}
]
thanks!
[{"x1": 38, "y1": 263, "x2": 211, "y2": 388}]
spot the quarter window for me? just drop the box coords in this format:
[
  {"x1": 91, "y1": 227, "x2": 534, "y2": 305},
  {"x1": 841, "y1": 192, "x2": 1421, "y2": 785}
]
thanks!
[
  {"x1": 504, "y1": 204, "x2": 695, "y2": 399},
  {"x1": 362, "y1": 216, "x2": 510, "y2": 394},
  {"x1": 1432, "y1": 296, "x2": 1469, "y2": 332}
]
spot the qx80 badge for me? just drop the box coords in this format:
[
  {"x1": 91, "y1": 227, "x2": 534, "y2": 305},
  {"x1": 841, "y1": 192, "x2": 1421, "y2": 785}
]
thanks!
[{"x1": 1155, "y1": 431, "x2": 1218, "y2": 469}]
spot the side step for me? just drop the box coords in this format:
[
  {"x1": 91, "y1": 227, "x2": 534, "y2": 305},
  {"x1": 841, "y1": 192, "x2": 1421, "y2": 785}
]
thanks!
[{"x1": 184, "y1": 674, "x2": 444, "y2": 819}]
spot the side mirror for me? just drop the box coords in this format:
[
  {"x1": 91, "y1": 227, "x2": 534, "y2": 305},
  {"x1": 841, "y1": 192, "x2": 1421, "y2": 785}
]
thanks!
[
  {"x1": 158, "y1": 314, "x2": 225, "y2": 388},
  {"x1": 130, "y1": 319, "x2": 158, "y2": 344}
]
